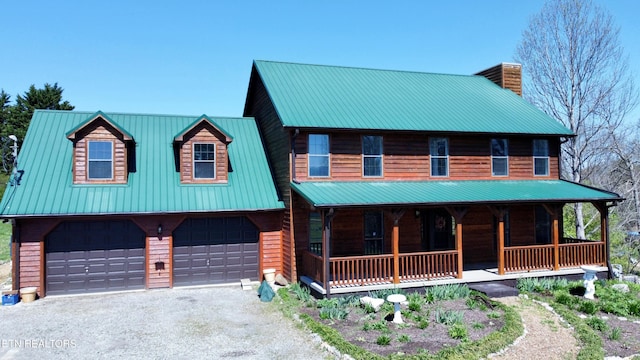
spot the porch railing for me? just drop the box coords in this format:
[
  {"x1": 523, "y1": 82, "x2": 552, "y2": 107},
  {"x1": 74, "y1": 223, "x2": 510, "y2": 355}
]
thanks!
[
  {"x1": 303, "y1": 250, "x2": 458, "y2": 288},
  {"x1": 559, "y1": 241, "x2": 606, "y2": 267},
  {"x1": 330, "y1": 254, "x2": 393, "y2": 287},
  {"x1": 399, "y1": 251, "x2": 458, "y2": 281},
  {"x1": 504, "y1": 245, "x2": 554, "y2": 272}
]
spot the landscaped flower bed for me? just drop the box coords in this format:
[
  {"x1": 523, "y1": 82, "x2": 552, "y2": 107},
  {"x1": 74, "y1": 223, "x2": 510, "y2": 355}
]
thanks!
[
  {"x1": 517, "y1": 277, "x2": 640, "y2": 359},
  {"x1": 278, "y1": 284, "x2": 523, "y2": 359}
]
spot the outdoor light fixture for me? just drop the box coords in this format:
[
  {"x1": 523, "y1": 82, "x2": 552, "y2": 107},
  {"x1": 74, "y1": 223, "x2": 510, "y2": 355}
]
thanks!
[
  {"x1": 155, "y1": 261, "x2": 165, "y2": 272},
  {"x1": 157, "y1": 224, "x2": 162, "y2": 235}
]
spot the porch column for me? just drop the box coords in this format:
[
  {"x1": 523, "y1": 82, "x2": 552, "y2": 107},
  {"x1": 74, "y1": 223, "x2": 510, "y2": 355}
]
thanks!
[
  {"x1": 446, "y1": 207, "x2": 468, "y2": 279},
  {"x1": 593, "y1": 202, "x2": 612, "y2": 276},
  {"x1": 543, "y1": 205, "x2": 561, "y2": 271},
  {"x1": 390, "y1": 209, "x2": 406, "y2": 285},
  {"x1": 488, "y1": 206, "x2": 507, "y2": 275},
  {"x1": 322, "y1": 208, "x2": 335, "y2": 297}
]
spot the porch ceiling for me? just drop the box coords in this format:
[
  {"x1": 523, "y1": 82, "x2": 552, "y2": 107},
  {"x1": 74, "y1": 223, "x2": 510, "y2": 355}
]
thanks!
[{"x1": 291, "y1": 180, "x2": 621, "y2": 208}]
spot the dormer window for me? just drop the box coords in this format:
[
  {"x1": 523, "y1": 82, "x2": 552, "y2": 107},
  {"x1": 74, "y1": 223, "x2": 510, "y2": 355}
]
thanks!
[
  {"x1": 174, "y1": 115, "x2": 232, "y2": 184},
  {"x1": 88, "y1": 141, "x2": 113, "y2": 180},
  {"x1": 193, "y1": 143, "x2": 216, "y2": 179},
  {"x1": 67, "y1": 111, "x2": 134, "y2": 185}
]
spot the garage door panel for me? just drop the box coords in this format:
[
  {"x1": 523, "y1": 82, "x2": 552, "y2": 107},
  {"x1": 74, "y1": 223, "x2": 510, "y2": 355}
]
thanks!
[
  {"x1": 173, "y1": 217, "x2": 259, "y2": 286},
  {"x1": 45, "y1": 220, "x2": 145, "y2": 296}
]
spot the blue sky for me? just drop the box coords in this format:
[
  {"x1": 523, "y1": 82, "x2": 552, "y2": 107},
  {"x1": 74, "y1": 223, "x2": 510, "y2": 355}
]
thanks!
[{"x1": 2, "y1": 1, "x2": 639, "y2": 119}]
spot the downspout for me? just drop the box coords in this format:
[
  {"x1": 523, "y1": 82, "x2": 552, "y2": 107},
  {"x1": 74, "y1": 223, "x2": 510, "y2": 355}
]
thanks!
[{"x1": 291, "y1": 129, "x2": 300, "y2": 184}]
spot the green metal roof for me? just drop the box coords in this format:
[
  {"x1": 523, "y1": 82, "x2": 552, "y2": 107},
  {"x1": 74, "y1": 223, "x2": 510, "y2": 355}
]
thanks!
[
  {"x1": 291, "y1": 180, "x2": 620, "y2": 208},
  {"x1": 0, "y1": 110, "x2": 284, "y2": 217},
  {"x1": 66, "y1": 110, "x2": 134, "y2": 141},
  {"x1": 252, "y1": 60, "x2": 573, "y2": 136},
  {"x1": 174, "y1": 114, "x2": 234, "y2": 142}
]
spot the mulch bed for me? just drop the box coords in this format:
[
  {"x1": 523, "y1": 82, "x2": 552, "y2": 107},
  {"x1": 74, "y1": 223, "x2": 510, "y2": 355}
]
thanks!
[{"x1": 301, "y1": 297, "x2": 505, "y2": 357}]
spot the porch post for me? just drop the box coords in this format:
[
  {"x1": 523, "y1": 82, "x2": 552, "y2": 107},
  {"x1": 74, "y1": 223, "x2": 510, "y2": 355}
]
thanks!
[
  {"x1": 446, "y1": 207, "x2": 467, "y2": 279},
  {"x1": 488, "y1": 206, "x2": 507, "y2": 275},
  {"x1": 390, "y1": 209, "x2": 405, "y2": 285},
  {"x1": 543, "y1": 205, "x2": 561, "y2": 271},
  {"x1": 393, "y1": 219, "x2": 400, "y2": 284},
  {"x1": 593, "y1": 202, "x2": 612, "y2": 276},
  {"x1": 322, "y1": 208, "x2": 335, "y2": 297}
]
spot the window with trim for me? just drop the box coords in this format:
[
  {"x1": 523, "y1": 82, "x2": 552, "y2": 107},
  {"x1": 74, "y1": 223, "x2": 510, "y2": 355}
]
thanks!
[
  {"x1": 535, "y1": 206, "x2": 551, "y2": 244},
  {"x1": 308, "y1": 134, "x2": 329, "y2": 177},
  {"x1": 363, "y1": 135, "x2": 383, "y2": 177},
  {"x1": 429, "y1": 137, "x2": 449, "y2": 177},
  {"x1": 193, "y1": 143, "x2": 216, "y2": 179},
  {"x1": 533, "y1": 139, "x2": 549, "y2": 176},
  {"x1": 491, "y1": 138, "x2": 508, "y2": 176},
  {"x1": 309, "y1": 212, "x2": 323, "y2": 255},
  {"x1": 364, "y1": 211, "x2": 383, "y2": 255},
  {"x1": 88, "y1": 141, "x2": 113, "y2": 180}
]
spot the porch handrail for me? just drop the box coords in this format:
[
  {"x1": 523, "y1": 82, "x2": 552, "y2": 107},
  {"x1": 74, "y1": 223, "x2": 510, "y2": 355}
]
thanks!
[
  {"x1": 398, "y1": 250, "x2": 458, "y2": 280},
  {"x1": 329, "y1": 254, "x2": 393, "y2": 287},
  {"x1": 301, "y1": 250, "x2": 324, "y2": 284},
  {"x1": 504, "y1": 244, "x2": 554, "y2": 272},
  {"x1": 559, "y1": 241, "x2": 606, "y2": 267}
]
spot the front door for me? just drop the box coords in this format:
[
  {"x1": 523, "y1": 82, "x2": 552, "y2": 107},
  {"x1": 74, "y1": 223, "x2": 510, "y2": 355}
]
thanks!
[{"x1": 423, "y1": 209, "x2": 455, "y2": 250}]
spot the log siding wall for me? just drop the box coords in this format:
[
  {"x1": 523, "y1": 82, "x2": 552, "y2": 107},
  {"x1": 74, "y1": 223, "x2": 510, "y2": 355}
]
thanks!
[
  {"x1": 179, "y1": 124, "x2": 229, "y2": 184},
  {"x1": 16, "y1": 212, "x2": 283, "y2": 297},
  {"x1": 294, "y1": 132, "x2": 559, "y2": 181},
  {"x1": 73, "y1": 121, "x2": 128, "y2": 184}
]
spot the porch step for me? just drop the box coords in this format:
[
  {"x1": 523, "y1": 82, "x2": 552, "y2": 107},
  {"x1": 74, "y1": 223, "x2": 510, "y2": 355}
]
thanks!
[{"x1": 469, "y1": 282, "x2": 519, "y2": 298}]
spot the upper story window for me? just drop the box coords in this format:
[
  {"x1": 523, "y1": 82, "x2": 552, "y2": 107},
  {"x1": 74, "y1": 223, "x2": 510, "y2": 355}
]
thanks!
[
  {"x1": 429, "y1": 137, "x2": 449, "y2": 177},
  {"x1": 363, "y1": 135, "x2": 383, "y2": 177},
  {"x1": 533, "y1": 139, "x2": 549, "y2": 176},
  {"x1": 308, "y1": 134, "x2": 329, "y2": 177},
  {"x1": 88, "y1": 141, "x2": 113, "y2": 180},
  {"x1": 193, "y1": 143, "x2": 216, "y2": 179},
  {"x1": 491, "y1": 138, "x2": 508, "y2": 176}
]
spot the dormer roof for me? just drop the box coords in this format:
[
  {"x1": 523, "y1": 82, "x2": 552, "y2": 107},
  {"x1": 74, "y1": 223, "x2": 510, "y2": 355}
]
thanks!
[
  {"x1": 66, "y1": 110, "x2": 134, "y2": 141},
  {"x1": 173, "y1": 114, "x2": 233, "y2": 143}
]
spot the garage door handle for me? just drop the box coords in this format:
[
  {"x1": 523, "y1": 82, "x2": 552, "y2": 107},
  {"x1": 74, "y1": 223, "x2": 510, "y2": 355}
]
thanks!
[
  {"x1": 206, "y1": 259, "x2": 210, "y2": 266},
  {"x1": 85, "y1": 266, "x2": 89, "y2": 273}
]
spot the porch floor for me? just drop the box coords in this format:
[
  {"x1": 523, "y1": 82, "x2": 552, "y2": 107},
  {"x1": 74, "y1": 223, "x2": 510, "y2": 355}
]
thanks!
[{"x1": 301, "y1": 266, "x2": 608, "y2": 296}]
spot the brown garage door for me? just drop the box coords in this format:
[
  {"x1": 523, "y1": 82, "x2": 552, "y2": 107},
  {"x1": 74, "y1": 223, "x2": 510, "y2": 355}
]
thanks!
[
  {"x1": 45, "y1": 220, "x2": 146, "y2": 296},
  {"x1": 173, "y1": 217, "x2": 259, "y2": 286}
]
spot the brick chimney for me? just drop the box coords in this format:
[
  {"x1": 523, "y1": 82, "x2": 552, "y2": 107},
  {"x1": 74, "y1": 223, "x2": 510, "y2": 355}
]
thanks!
[{"x1": 475, "y1": 63, "x2": 522, "y2": 96}]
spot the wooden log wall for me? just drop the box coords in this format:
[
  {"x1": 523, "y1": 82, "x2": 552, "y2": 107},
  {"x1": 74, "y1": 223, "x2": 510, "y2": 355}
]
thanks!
[
  {"x1": 73, "y1": 120, "x2": 128, "y2": 184},
  {"x1": 179, "y1": 123, "x2": 229, "y2": 184},
  {"x1": 293, "y1": 132, "x2": 559, "y2": 181}
]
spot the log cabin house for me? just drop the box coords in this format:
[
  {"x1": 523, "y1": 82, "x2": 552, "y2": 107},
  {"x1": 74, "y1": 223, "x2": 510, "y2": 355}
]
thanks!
[
  {"x1": 243, "y1": 60, "x2": 622, "y2": 296},
  {"x1": 0, "y1": 111, "x2": 284, "y2": 297}
]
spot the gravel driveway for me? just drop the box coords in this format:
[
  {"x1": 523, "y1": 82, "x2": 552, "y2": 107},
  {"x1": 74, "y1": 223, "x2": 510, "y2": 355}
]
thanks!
[{"x1": 0, "y1": 286, "x2": 329, "y2": 359}]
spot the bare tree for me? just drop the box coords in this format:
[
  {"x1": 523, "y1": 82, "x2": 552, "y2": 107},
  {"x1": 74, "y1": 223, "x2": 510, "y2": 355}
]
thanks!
[{"x1": 516, "y1": 0, "x2": 637, "y2": 239}]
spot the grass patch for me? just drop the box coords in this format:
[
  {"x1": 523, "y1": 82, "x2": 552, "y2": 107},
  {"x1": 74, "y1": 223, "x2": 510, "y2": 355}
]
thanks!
[{"x1": 0, "y1": 221, "x2": 11, "y2": 262}]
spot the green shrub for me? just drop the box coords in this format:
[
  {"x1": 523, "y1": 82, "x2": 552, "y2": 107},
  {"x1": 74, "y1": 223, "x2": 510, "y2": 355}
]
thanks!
[
  {"x1": 577, "y1": 300, "x2": 599, "y2": 315},
  {"x1": 290, "y1": 283, "x2": 311, "y2": 302},
  {"x1": 472, "y1": 322, "x2": 485, "y2": 330},
  {"x1": 370, "y1": 319, "x2": 388, "y2": 331},
  {"x1": 554, "y1": 291, "x2": 577, "y2": 308},
  {"x1": 376, "y1": 335, "x2": 391, "y2": 346},
  {"x1": 426, "y1": 284, "x2": 471, "y2": 301},
  {"x1": 435, "y1": 308, "x2": 464, "y2": 325},
  {"x1": 608, "y1": 327, "x2": 621, "y2": 341},
  {"x1": 628, "y1": 300, "x2": 640, "y2": 317},
  {"x1": 319, "y1": 307, "x2": 348, "y2": 320},
  {"x1": 448, "y1": 323, "x2": 468, "y2": 340},
  {"x1": 487, "y1": 311, "x2": 501, "y2": 319},
  {"x1": 397, "y1": 334, "x2": 411, "y2": 343},
  {"x1": 417, "y1": 319, "x2": 429, "y2": 329},
  {"x1": 585, "y1": 316, "x2": 609, "y2": 332},
  {"x1": 317, "y1": 298, "x2": 339, "y2": 308}
]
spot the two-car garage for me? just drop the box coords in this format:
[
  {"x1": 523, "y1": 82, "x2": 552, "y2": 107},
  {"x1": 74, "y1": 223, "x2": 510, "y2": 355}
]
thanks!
[{"x1": 44, "y1": 217, "x2": 260, "y2": 296}]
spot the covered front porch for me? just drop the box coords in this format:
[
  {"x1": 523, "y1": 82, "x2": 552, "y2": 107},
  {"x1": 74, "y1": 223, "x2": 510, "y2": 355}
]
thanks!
[{"x1": 291, "y1": 180, "x2": 620, "y2": 296}]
